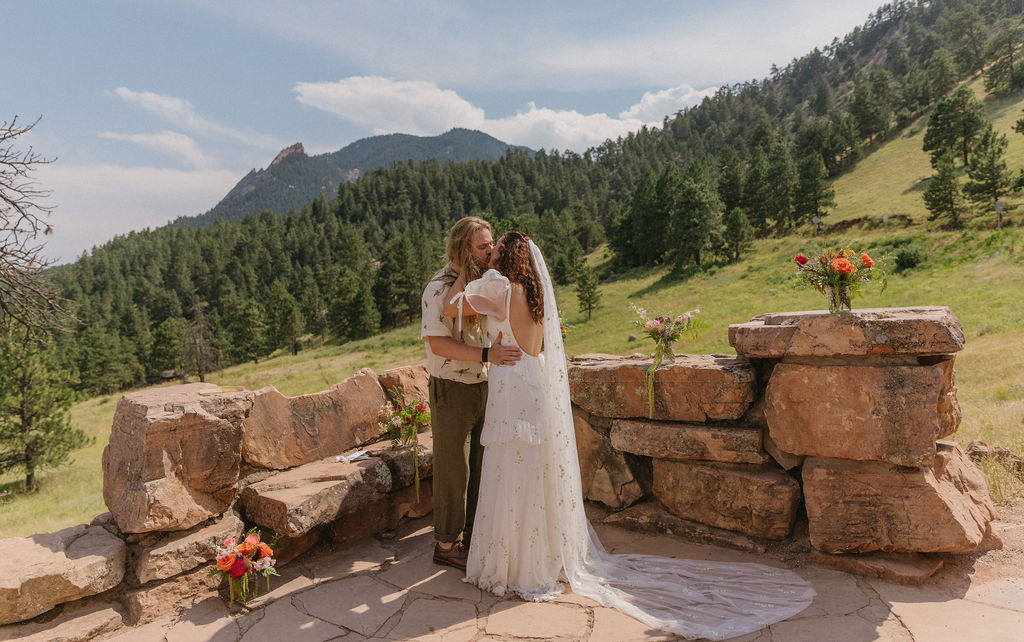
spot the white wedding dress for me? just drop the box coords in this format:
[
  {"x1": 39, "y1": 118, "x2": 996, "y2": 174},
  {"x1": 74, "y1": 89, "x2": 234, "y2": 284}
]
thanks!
[{"x1": 455, "y1": 242, "x2": 815, "y2": 640}]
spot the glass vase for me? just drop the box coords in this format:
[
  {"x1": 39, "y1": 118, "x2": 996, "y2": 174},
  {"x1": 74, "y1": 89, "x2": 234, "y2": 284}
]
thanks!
[{"x1": 826, "y1": 284, "x2": 852, "y2": 313}]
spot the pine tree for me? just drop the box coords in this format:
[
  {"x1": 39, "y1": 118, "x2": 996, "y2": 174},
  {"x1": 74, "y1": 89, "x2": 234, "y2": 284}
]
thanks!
[
  {"x1": 984, "y1": 19, "x2": 1024, "y2": 95},
  {"x1": 722, "y1": 208, "x2": 754, "y2": 261},
  {"x1": 964, "y1": 124, "x2": 1013, "y2": 212},
  {"x1": 575, "y1": 265, "x2": 601, "y2": 321},
  {"x1": 923, "y1": 86, "x2": 986, "y2": 167},
  {"x1": 923, "y1": 154, "x2": 967, "y2": 228},
  {"x1": 0, "y1": 330, "x2": 91, "y2": 492},
  {"x1": 927, "y1": 49, "x2": 958, "y2": 100},
  {"x1": 151, "y1": 316, "x2": 187, "y2": 379},
  {"x1": 347, "y1": 279, "x2": 381, "y2": 339},
  {"x1": 670, "y1": 158, "x2": 723, "y2": 267},
  {"x1": 793, "y1": 154, "x2": 836, "y2": 228}
]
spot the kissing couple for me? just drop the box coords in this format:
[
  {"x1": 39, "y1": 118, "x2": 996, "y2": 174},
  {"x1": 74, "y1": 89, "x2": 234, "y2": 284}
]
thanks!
[{"x1": 420, "y1": 216, "x2": 813, "y2": 639}]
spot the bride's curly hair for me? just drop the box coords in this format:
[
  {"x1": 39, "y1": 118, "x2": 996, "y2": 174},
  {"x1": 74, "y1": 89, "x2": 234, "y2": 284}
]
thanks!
[{"x1": 494, "y1": 231, "x2": 544, "y2": 323}]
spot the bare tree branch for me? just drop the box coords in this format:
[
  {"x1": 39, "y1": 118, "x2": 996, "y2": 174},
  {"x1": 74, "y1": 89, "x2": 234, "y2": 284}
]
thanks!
[{"x1": 0, "y1": 116, "x2": 72, "y2": 334}]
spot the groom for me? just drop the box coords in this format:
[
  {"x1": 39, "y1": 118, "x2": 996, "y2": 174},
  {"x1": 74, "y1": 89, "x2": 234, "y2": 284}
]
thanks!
[{"x1": 420, "y1": 216, "x2": 521, "y2": 569}]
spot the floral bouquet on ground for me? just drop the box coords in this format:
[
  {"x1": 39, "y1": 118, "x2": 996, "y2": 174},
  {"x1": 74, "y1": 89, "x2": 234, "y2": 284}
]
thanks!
[
  {"x1": 793, "y1": 245, "x2": 885, "y2": 313},
  {"x1": 630, "y1": 302, "x2": 707, "y2": 418},
  {"x1": 377, "y1": 387, "x2": 430, "y2": 501},
  {"x1": 209, "y1": 527, "x2": 280, "y2": 605}
]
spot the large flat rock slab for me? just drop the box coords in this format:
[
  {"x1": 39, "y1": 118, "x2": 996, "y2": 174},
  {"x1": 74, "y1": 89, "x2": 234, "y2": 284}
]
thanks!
[
  {"x1": 102, "y1": 384, "x2": 252, "y2": 534},
  {"x1": 568, "y1": 354, "x2": 755, "y2": 421},
  {"x1": 729, "y1": 306, "x2": 965, "y2": 358},
  {"x1": 610, "y1": 418, "x2": 768, "y2": 464},
  {"x1": 242, "y1": 368, "x2": 386, "y2": 469},
  {"x1": 803, "y1": 441, "x2": 997, "y2": 553},
  {"x1": 652, "y1": 459, "x2": 801, "y2": 540},
  {"x1": 765, "y1": 362, "x2": 960, "y2": 467},
  {"x1": 0, "y1": 525, "x2": 126, "y2": 625},
  {"x1": 241, "y1": 457, "x2": 393, "y2": 537}
]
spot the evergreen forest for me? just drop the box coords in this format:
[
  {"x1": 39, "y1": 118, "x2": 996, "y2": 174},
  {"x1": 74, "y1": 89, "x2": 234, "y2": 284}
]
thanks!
[{"x1": 43, "y1": 0, "x2": 1024, "y2": 398}]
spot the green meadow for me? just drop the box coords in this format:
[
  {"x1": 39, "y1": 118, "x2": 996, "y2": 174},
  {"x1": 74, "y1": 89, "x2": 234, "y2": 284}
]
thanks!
[{"x1": 3, "y1": 79, "x2": 1024, "y2": 538}]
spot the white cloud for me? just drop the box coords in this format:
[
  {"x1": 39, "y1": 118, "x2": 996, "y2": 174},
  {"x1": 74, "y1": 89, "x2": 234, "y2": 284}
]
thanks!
[
  {"x1": 98, "y1": 130, "x2": 215, "y2": 169},
  {"x1": 294, "y1": 77, "x2": 714, "y2": 152},
  {"x1": 108, "y1": 87, "x2": 284, "y2": 150},
  {"x1": 35, "y1": 163, "x2": 238, "y2": 263},
  {"x1": 294, "y1": 76, "x2": 486, "y2": 135},
  {"x1": 619, "y1": 85, "x2": 718, "y2": 122}
]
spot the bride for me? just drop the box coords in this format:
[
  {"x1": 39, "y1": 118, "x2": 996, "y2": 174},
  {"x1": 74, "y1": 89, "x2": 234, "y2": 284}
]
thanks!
[{"x1": 444, "y1": 231, "x2": 814, "y2": 640}]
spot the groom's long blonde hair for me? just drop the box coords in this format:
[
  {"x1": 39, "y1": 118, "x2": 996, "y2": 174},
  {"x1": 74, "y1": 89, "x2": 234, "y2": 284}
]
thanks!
[
  {"x1": 445, "y1": 216, "x2": 491, "y2": 285},
  {"x1": 444, "y1": 216, "x2": 492, "y2": 333}
]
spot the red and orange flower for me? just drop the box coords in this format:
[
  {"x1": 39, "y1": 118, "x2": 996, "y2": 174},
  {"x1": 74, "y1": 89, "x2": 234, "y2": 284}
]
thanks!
[{"x1": 793, "y1": 245, "x2": 884, "y2": 313}]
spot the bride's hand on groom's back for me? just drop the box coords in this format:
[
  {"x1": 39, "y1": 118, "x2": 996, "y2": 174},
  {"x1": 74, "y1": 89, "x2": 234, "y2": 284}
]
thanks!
[{"x1": 489, "y1": 332, "x2": 522, "y2": 366}]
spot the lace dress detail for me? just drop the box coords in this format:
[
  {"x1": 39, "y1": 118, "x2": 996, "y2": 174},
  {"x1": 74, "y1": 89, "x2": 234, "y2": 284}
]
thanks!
[{"x1": 458, "y1": 263, "x2": 815, "y2": 638}]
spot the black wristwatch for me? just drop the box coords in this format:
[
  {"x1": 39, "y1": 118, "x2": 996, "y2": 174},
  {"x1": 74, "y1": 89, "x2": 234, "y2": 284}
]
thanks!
[{"x1": 481, "y1": 347, "x2": 489, "y2": 363}]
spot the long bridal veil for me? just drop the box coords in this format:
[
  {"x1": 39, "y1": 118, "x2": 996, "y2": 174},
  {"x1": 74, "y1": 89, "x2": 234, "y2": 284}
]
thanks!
[{"x1": 528, "y1": 240, "x2": 815, "y2": 640}]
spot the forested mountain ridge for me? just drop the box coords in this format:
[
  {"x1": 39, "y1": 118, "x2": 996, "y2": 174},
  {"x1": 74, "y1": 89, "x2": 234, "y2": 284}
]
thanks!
[
  {"x1": 177, "y1": 128, "x2": 532, "y2": 227},
  {"x1": 49, "y1": 0, "x2": 1024, "y2": 396}
]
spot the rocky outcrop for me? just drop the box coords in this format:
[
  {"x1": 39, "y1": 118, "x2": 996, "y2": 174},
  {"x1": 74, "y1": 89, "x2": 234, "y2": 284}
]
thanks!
[
  {"x1": 101, "y1": 384, "x2": 252, "y2": 534},
  {"x1": 568, "y1": 354, "x2": 756, "y2": 421},
  {"x1": 0, "y1": 525, "x2": 126, "y2": 625},
  {"x1": 241, "y1": 369, "x2": 387, "y2": 469},
  {"x1": 803, "y1": 442, "x2": 996, "y2": 553}
]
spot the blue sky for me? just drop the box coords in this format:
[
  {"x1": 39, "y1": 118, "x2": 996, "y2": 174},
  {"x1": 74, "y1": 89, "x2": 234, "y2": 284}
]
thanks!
[{"x1": 6, "y1": 0, "x2": 883, "y2": 263}]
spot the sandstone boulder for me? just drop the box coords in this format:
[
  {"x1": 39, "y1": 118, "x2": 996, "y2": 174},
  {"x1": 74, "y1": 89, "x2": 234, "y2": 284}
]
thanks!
[
  {"x1": 0, "y1": 600, "x2": 124, "y2": 642},
  {"x1": 652, "y1": 459, "x2": 801, "y2": 540},
  {"x1": 242, "y1": 369, "x2": 387, "y2": 469},
  {"x1": 241, "y1": 457, "x2": 393, "y2": 537},
  {"x1": 573, "y1": 407, "x2": 646, "y2": 509},
  {"x1": 378, "y1": 364, "x2": 430, "y2": 404},
  {"x1": 102, "y1": 384, "x2": 251, "y2": 534},
  {"x1": 765, "y1": 362, "x2": 959, "y2": 467},
  {"x1": 328, "y1": 482, "x2": 434, "y2": 545},
  {"x1": 132, "y1": 511, "x2": 244, "y2": 584},
  {"x1": 609, "y1": 419, "x2": 768, "y2": 464},
  {"x1": 364, "y1": 432, "x2": 435, "y2": 489},
  {"x1": 803, "y1": 441, "x2": 997, "y2": 553},
  {"x1": 568, "y1": 354, "x2": 755, "y2": 421},
  {"x1": 122, "y1": 565, "x2": 221, "y2": 626},
  {"x1": 0, "y1": 525, "x2": 126, "y2": 625},
  {"x1": 729, "y1": 306, "x2": 965, "y2": 358}
]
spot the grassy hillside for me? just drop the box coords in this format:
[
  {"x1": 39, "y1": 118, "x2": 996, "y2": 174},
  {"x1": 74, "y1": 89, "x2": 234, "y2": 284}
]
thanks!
[
  {"x1": 4, "y1": 87, "x2": 1024, "y2": 538},
  {"x1": 831, "y1": 76, "x2": 1024, "y2": 226}
]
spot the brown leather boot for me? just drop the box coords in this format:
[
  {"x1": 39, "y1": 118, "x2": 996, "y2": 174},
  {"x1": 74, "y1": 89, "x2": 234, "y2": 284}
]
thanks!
[{"x1": 433, "y1": 542, "x2": 468, "y2": 570}]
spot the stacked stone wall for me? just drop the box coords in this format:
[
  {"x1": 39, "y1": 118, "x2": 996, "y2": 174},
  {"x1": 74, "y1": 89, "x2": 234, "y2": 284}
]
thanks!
[{"x1": 0, "y1": 306, "x2": 1000, "y2": 634}]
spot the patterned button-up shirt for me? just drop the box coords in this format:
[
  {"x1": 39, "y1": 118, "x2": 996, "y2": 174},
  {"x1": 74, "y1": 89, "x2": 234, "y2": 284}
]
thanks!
[{"x1": 420, "y1": 267, "x2": 489, "y2": 384}]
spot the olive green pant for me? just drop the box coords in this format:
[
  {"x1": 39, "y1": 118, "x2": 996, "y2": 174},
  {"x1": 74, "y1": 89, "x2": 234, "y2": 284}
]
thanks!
[{"x1": 428, "y1": 376, "x2": 486, "y2": 543}]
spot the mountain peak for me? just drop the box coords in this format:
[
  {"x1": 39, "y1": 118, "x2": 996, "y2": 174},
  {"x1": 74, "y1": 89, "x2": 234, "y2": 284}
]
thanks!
[{"x1": 270, "y1": 143, "x2": 305, "y2": 166}]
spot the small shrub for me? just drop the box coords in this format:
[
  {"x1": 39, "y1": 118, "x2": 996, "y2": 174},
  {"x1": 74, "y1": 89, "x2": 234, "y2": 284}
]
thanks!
[{"x1": 894, "y1": 245, "x2": 922, "y2": 272}]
